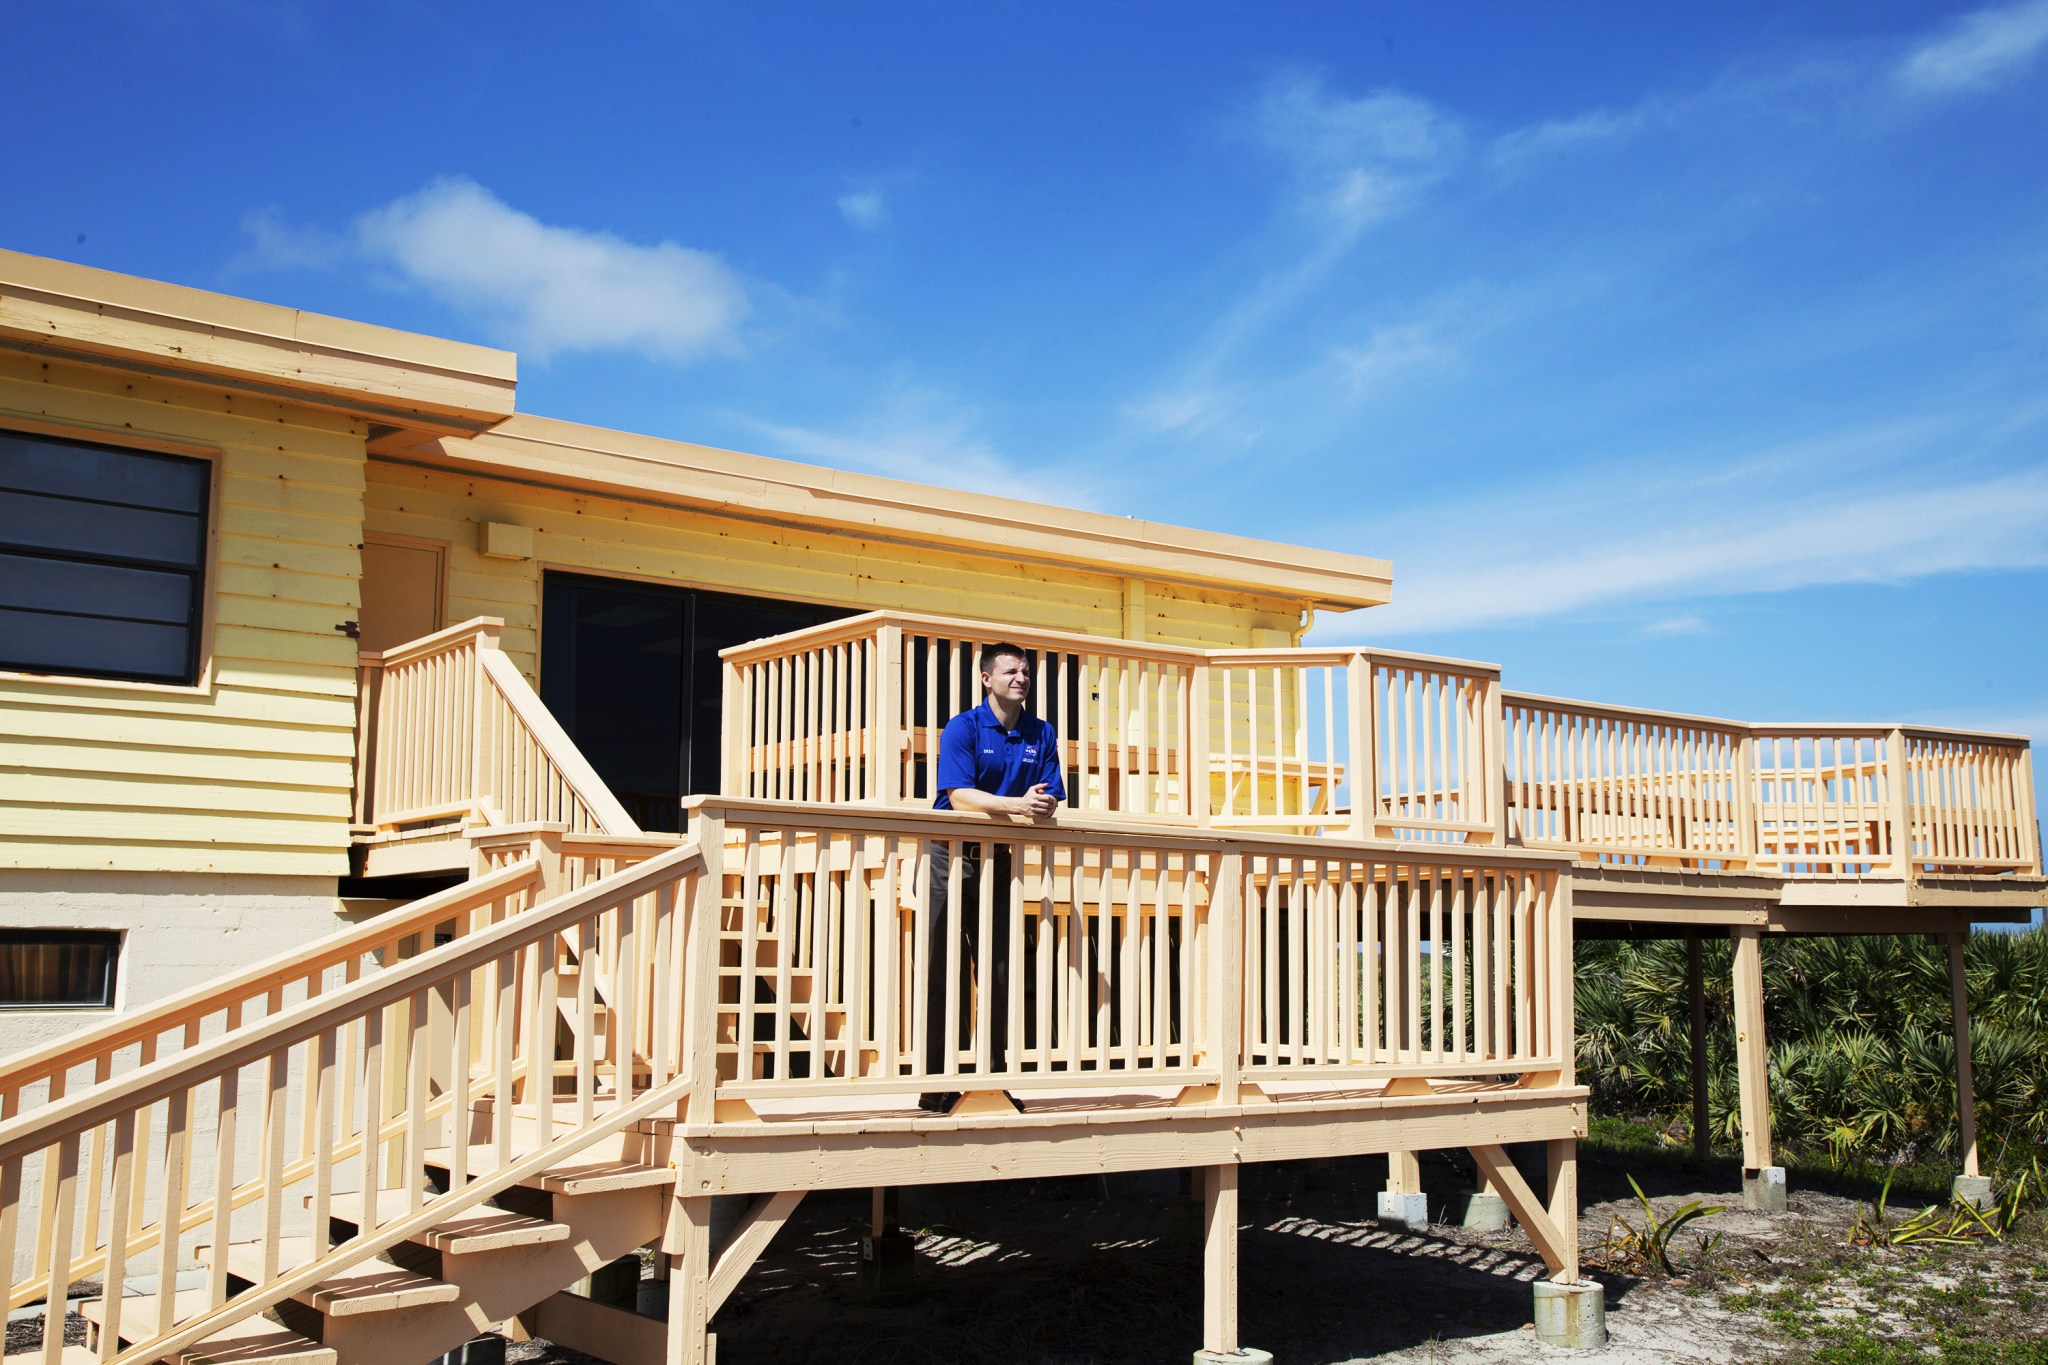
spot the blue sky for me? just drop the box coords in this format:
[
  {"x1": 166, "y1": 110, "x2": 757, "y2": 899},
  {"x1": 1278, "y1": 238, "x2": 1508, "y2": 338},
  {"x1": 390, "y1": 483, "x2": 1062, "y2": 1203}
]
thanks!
[{"x1": 5, "y1": 1, "x2": 2046, "y2": 810}]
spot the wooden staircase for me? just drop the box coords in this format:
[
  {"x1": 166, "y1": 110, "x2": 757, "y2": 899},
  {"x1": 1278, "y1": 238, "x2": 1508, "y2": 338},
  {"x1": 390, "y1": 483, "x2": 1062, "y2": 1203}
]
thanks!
[{"x1": 0, "y1": 841, "x2": 709, "y2": 1365}]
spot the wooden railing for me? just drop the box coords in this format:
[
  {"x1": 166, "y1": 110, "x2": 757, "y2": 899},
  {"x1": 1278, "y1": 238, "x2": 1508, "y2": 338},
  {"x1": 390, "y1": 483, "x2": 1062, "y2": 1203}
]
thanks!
[
  {"x1": 695, "y1": 798, "x2": 1570, "y2": 1105},
  {"x1": 0, "y1": 842, "x2": 704, "y2": 1365},
  {"x1": 0, "y1": 861, "x2": 544, "y2": 1123},
  {"x1": 721, "y1": 615, "x2": 2035, "y2": 879},
  {"x1": 1506, "y1": 698, "x2": 2039, "y2": 877},
  {"x1": 721, "y1": 613, "x2": 1505, "y2": 845},
  {"x1": 356, "y1": 617, "x2": 640, "y2": 838}
]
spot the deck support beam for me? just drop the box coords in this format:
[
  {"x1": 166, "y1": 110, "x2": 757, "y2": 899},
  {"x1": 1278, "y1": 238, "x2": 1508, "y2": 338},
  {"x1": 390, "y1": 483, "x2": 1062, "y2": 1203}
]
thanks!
[
  {"x1": 1948, "y1": 931, "x2": 1992, "y2": 1208},
  {"x1": 1687, "y1": 932, "x2": 1709, "y2": 1164},
  {"x1": 1198, "y1": 1164, "x2": 1253, "y2": 1360},
  {"x1": 1730, "y1": 927, "x2": 1783, "y2": 1212},
  {"x1": 664, "y1": 1194, "x2": 714, "y2": 1365}
]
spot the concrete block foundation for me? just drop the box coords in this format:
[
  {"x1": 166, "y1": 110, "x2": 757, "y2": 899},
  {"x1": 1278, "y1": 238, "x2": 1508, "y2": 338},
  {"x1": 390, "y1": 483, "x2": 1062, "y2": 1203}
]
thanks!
[
  {"x1": 1533, "y1": 1279, "x2": 1607, "y2": 1349},
  {"x1": 1194, "y1": 1350, "x2": 1274, "y2": 1364},
  {"x1": 1742, "y1": 1166, "x2": 1787, "y2": 1213},
  {"x1": 1376, "y1": 1191, "x2": 1430, "y2": 1230},
  {"x1": 1953, "y1": 1174, "x2": 1994, "y2": 1210},
  {"x1": 1454, "y1": 1190, "x2": 1510, "y2": 1231}
]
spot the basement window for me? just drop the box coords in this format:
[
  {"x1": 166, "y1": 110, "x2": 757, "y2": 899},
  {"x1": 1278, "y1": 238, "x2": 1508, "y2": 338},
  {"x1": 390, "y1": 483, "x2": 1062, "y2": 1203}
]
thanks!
[
  {"x1": 0, "y1": 428, "x2": 211, "y2": 685},
  {"x1": 0, "y1": 931, "x2": 121, "y2": 1010}
]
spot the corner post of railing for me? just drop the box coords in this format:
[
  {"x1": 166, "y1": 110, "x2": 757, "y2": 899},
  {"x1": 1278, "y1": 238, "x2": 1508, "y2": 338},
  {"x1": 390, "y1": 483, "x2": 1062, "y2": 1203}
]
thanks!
[
  {"x1": 682, "y1": 805, "x2": 727, "y2": 1126},
  {"x1": 1345, "y1": 653, "x2": 1373, "y2": 841},
  {"x1": 1885, "y1": 727, "x2": 1914, "y2": 880},
  {"x1": 468, "y1": 623, "x2": 500, "y2": 809},
  {"x1": 1208, "y1": 843, "x2": 1245, "y2": 1102},
  {"x1": 2018, "y1": 744, "x2": 2043, "y2": 876},
  {"x1": 876, "y1": 624, "x2": 905, "y2": 805},
  {"x1": 1734, "y1": 728, "x2": 1759, "y2": 868},
  {"x1": 1552, "y1": 869, "x2": 1576, "y2": 1083},
  {"x1": 1190, "y1": 661, "x2": 1214, "y2": 826},
  {"x1": 720, "y1": 658, "x2": 745, "y2": 798},
  {"x1": 1483, "y1": 668, "x2": 1508, "y2": 845},
  {"x1": 354, "y1": 651, "x2": 384, "y2": 826}
]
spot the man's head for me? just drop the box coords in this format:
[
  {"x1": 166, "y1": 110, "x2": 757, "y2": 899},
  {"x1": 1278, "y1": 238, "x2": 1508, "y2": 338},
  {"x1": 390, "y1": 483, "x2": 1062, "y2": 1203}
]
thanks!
[{"x1": 978, "y1": 642, "x2": 1032, "y2": 707}]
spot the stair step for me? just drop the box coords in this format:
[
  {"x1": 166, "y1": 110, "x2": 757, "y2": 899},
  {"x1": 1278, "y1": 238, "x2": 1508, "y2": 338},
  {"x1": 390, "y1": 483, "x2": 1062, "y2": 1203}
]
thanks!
[
  {"x1": 320, "y1": 1191, "x2": 571, "y2": 1253},
  {"x1": 81, "y1": 1289, "x2": 336, "y2": 1365},
  {"x1": 204, "y1": 1239, "x2": 460, "y2": 1317},
  {"x1": 423, "y1": 1146, "x2": 676, "y2": 1194}
]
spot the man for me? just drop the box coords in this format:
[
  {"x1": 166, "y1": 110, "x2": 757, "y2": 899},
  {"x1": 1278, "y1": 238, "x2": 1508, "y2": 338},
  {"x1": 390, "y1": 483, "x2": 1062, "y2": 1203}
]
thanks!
[{"x1": 920, "y1": 642, "x2": 1065, "y2": 1113}]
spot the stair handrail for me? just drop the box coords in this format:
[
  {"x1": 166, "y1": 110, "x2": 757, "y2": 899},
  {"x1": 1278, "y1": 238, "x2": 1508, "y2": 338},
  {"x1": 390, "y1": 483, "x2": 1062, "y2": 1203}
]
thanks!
[
  {"x1": 0, "y1": 840, "x2": 705, "y2": 1365},
  {"x1": 358, "y1": 616, "x2": 641, "y2": 837},
  {"x1": 0, "y1": 858, "x2": 544, "y2": 1115}
]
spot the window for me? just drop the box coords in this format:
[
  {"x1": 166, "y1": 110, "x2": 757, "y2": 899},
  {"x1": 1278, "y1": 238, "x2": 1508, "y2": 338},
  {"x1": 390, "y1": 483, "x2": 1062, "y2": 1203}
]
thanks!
[
  {"x1": 0, "y1": 931, "x2": 120, "y2": 1010},
  {"x1": 0, "y1": 428, "x2": 210, "y2": 685}
]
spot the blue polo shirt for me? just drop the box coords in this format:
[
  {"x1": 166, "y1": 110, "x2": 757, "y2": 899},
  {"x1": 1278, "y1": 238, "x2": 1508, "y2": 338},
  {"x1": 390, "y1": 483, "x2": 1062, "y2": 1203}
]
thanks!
[{"x1": 933, "y1": 702, "x2": 1067, "y2": 810}]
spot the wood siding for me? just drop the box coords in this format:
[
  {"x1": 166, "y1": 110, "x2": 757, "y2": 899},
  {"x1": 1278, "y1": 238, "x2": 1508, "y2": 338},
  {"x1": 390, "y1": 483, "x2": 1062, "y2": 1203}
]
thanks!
[
  {"x1": 363, "y1": 460, "x2": 1306, "y2": 686},
  {"x1": 0, "y1": 353, "x2": 365, "y2": 875}
]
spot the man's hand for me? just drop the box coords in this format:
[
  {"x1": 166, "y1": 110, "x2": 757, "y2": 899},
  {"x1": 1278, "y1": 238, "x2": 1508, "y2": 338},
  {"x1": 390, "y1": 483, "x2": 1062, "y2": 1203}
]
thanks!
[
  {"x1": 1011, "y1": 783, "x2": 1058, "y2": 820},
  {"x1": 947, "y1": 784, "x2": 1059, "y2": 821}
]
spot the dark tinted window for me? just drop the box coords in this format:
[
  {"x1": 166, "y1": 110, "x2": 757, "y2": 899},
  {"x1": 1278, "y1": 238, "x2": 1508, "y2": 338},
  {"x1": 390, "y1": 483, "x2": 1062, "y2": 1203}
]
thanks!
[
  {"x1": 0, "y1": 931, "x2": 120, "y2": 1010},
  {"x1": 0, "y1": 430, "x2": 209, "y2": 684},
  {"x1": 541, "y1": 574, "x2": 851, "y2": 832}
]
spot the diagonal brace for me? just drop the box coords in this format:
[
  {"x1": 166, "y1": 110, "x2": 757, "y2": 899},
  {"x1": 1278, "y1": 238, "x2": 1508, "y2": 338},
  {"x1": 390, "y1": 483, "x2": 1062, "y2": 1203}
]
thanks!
[{"x1": 1468, "y1": 1144, "x2": 1577, "y2": 1282}]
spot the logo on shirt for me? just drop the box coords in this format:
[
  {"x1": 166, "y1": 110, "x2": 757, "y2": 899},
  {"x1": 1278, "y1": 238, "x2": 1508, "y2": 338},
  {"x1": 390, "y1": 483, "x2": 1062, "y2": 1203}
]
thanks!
[{"x1": 1024, "y1": 746, "x2": 1039, "y2": 758}]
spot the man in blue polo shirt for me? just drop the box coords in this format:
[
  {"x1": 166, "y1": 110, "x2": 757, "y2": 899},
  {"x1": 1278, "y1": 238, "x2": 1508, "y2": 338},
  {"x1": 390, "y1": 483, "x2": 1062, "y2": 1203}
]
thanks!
[{"x1": 920, "y1": 642, "x2": 1065, "y2": 1112}]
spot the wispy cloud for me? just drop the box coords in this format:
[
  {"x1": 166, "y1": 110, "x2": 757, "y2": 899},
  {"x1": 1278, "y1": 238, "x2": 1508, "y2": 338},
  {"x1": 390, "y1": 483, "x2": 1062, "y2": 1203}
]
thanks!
[
  {"x1": 837, "y1": 188, "x2": 887, "y2": 229},
  {"x1": 1896, "y1": 0, "x2": 2048, "y2": 94},
  {"x1": 352, "y1": 177, "x2": 749, "y2": 361},
  {"x1": 1640, "y1": 614, "x2": 1710, "y2": 639},
  {"x1": 1253, "y1": 73, "x2": 1462, "y2": 229},
  {"x1": 729, "y1": 385, "x2": 1111, "y2": 508},
  {"x1": 1344, "y1": 461, "x2": 2048, "y2": 636},
  {"x1": 1328, "y1": 322, "x2": 1457, "y2": 398},
  {"x1": 237, "y1": 206, "x2": 346, "y2": 271}
]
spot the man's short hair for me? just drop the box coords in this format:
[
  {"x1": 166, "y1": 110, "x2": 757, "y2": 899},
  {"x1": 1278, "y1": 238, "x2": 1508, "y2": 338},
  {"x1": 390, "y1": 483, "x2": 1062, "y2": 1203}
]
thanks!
[{"x1": 978, "y1": 641, "x2": 1030, "y2": 674}]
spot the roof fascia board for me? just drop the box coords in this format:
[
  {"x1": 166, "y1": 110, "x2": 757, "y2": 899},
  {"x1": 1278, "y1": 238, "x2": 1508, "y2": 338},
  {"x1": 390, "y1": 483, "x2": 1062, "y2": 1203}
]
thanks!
[
  {"x1": 418, "y1": 415, "x2": 1394, "y2": 611},
  {"x1": 0, "y1": 249, "x2": 516, "y2": 435}
]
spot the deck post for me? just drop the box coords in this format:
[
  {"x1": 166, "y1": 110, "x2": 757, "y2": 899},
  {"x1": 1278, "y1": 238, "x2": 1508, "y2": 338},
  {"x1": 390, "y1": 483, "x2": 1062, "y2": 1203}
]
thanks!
[
  {"x1": 1190, "y1": 662, "x2": 1213, "y2": 825},
  {"x1": 1948, "y1": 931, "x2": 1991, "y2": 1207},
  {"x1": 665, "y1": 1192, "x2": 715, "y2": 1365},
  {"x1": 1730, "y1": 926, "x2": 1783, "y2": 1211},
  {"x1": 1733, "y1": 730, "x2": 1758, "y2": 867},
  {"x1": 1195, "y1": 1164, "x2": 1270, "y2": 1363},
  {"x1": 1545, "y1": 1138, "x2": 1579, "y2": 1283},
  {"x1": 1688, "y1": 932, "x2": 1709, "y2": 1164},
  {"x1": 684, "y1": 808, "x2": 728, "y2": 1126}
]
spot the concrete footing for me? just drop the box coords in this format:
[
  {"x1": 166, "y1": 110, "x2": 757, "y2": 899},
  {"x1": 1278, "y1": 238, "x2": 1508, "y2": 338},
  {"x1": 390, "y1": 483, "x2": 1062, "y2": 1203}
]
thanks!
[
  {"x1": 1533, "y1": 1279, "x2": 1607, "y2": 1349},
  {"x1": 1376, "y1": 1191, "x2": 1430, "y2": 1229},
  {"x1": 1194, "y1": 1349, "x2": 1274, "y2": 1364},
  {"x1": 1742, "y1": 1165, "x2": 1787, "y2": 1213},
  {"x1": 1454, "y1": 1190, "x2": 1511, "y2": 1231},
  {"x1": 1953, "y1": 1174, "x2": 1995, "y2": 1210}
]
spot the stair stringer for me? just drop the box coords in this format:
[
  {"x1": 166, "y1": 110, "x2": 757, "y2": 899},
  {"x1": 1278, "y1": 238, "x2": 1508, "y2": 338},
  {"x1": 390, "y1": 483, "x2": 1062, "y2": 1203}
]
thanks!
[{"x1": 317, "y1": 1184, "x2": 668, "y2": 1365}]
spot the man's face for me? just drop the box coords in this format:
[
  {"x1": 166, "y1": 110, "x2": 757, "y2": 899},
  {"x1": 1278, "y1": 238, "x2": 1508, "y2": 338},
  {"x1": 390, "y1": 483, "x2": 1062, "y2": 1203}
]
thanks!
[{"x1": 982, "y1": 652, "x2": 1032, "y2": 705}]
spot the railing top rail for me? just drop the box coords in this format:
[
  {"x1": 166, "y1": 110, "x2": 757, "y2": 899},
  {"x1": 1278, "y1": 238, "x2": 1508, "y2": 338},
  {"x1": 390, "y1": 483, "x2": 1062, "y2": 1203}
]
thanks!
[
  {"x1": 718, "y1": 609, "x2": 1212, "y2": 667},
  {"x1": 0, "y1": 839, "x2": 704, "y2": 1166},
  {"x1": 0, "y1": 858, "x2": 544, "y2": 1097},
  {"x1": 465, "y1": 822, "x2": 686, "y2": 852},
  {"x1": 717, "y1": 608, "x2": 1508, "y2": 681},
  {"x1": 690, "y1": 796, "x2": 1576, "y2": 872},
  {"x1": 1208, "y1": 644, "x2": 1501, "y2": 675},
  {"x1": 1503, "y1": 690, "x2": 1748, "y2": 733},
  {"x1": 358, "y1": 615, "x2": 505, "y2": 669},
  {"x1": 1505, "y1": 691, "x2": 2032, "y2": 750},
  {"x1": 1750, "y1": 721, "x2": 2034, "y2": 745}
]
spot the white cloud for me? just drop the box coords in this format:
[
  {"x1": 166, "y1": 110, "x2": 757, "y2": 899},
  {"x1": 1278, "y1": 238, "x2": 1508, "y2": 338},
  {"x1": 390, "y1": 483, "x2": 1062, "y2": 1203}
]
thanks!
[
  {"x1": 1336, "y1": 463, "x2": 2048, "y2": 636},
  {"x1": 1897, "y1": 0, "x2": 2048, "y2": 93},
  {"x1": 1640, "y1": 614, "x2": 1710, "y2": 638},
  {"x1": 1253, "y1": 74, "x2": 1461, "y2": 228},
  {"x1": 1489, "y1": 105, "x2": 1659, "y2": 169},
  {"x1": 837, "y1": 189, "x2": 887, "y2": 228},
  {"x1": 355, "y1": 177, "x2": 749, "y2": 361}
]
